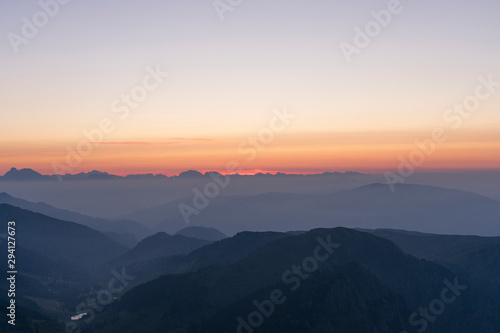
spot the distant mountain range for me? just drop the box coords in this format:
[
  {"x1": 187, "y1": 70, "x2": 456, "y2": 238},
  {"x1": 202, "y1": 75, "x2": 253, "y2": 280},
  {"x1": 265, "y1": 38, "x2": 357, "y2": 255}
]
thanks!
[
  {"x1": 0, "y1": 192, "x2": 152, "y2": 240},
  {"x1": 0, "y1": 167, "x2": 367, "y2": 181},
  {"x1": 122, "y1": 183, "x2": 500, "y2": 236},
  {"x1": 0, "y1": 167, "x2": 165, "y2": 181}
]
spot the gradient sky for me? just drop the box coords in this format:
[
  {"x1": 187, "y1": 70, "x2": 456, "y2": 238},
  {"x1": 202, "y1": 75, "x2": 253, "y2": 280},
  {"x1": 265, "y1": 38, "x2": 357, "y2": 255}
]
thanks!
[{"x1": 1, "y1": 0, "x2": 499, "y2": 175}]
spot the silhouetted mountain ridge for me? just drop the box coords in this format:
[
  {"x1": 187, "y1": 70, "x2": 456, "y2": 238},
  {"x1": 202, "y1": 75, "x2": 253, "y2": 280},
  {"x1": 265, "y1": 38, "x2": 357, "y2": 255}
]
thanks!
[
  {"x1": 0, "y1": 192, "x2": 151, "y2": 239},
  {"x1": 108, "y1": 232, "x2": 212, "y2": 268},
  {"x1": 122, "y1": 183, "x2": 500, "y2": 236},
  {"x1": 174, "y1": 226, "x2": 226, "y2": 241},
  {"x1": 89, "y1": 227, "x2": 494, "y2": 332},
  {"x1": 0, "y1": 204, "x2": 127, "y2": 269},
  {"x1": 0, "y1": 167, "x2": 368, "y2": 181}
]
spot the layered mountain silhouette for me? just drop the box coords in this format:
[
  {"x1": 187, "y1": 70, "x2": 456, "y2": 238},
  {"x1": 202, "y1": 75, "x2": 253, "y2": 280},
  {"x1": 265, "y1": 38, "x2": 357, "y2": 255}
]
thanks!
[
  {"x1": 0, "y1": 168, "x2": 161, "y2": 181},
  {"x1": 120, "y1": 231, "x2": 293, "y2": 287},
  {"x1": 174, "y1": 226, "x2": 227, "y2": 241},
  {"x1": 365, "y1": 228, "x2": 500, "y2": 300},
  {"x1": 103, "y1": 231, "x2": 141, "y2": 248},
  {"x1": 122, "y1": 183, "x2": 500, "y2": 236},
  {"x1": 3, "y1": 171, "x2": 500, "y2": 332},
  {"x1": 87, "y1": 228, "x2": 498, "y2": 332},
  {"x1": 3, "y1": 202, "x2": 500, "y2": 332},
  {"x1": 1, "y1": 167, "x2": 46, "y2": 181},
  {"x1": 0, "y1": 204, "x2": 130, "y2": 308},
  {"x1": 0, "y1": 192, "x2": 151, "y2": 240},
  {"x1": 109, "y1": 232, "x2": 212, "y2": 268},
  {"x1": 0, "y1": 167, "x2": 369, "y2": 181},
  {"x1": 0, "y1": 204, "x2": 126, "y2": 268}
]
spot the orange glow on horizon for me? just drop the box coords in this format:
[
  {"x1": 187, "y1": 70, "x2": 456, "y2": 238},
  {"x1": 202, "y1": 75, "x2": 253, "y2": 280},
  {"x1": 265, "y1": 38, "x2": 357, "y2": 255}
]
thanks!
[{"x1": 1, "y1": 129, "x2": 499, "y2": 176}]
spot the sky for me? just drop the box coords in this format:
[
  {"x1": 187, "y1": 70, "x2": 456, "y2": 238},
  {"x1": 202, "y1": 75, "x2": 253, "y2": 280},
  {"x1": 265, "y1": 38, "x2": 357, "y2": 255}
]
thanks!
[{"x1": 0, "y1": 0, "x2": 499, "y2": 175}]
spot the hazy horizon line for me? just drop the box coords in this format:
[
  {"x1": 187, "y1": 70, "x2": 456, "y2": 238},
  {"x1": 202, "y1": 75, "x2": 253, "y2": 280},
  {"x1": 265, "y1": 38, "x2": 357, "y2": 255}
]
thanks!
[{"x1": 2, "y1": 166, "x2": 500, "y2": 179}]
